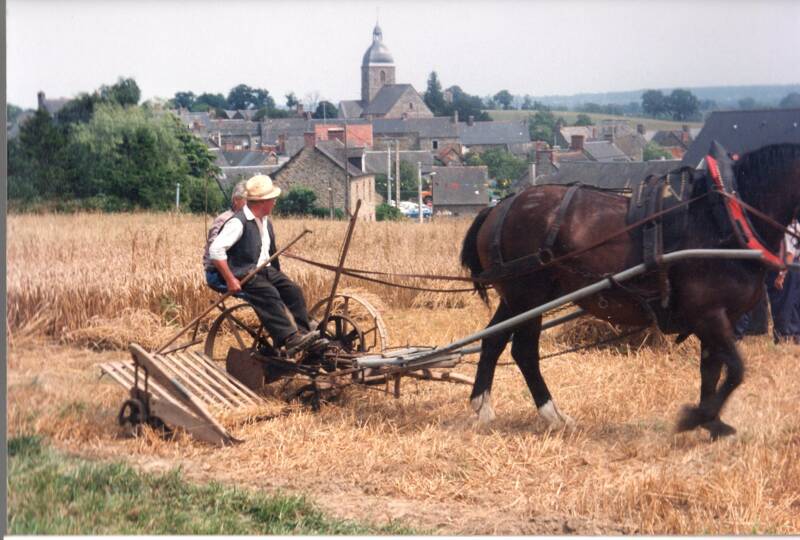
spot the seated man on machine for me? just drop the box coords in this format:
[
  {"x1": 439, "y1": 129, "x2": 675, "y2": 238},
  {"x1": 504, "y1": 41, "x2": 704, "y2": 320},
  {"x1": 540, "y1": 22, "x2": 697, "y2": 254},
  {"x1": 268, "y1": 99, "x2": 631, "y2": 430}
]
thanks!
[{"x1": 207, "y1": 174, "x2": 327, "y2": 354}]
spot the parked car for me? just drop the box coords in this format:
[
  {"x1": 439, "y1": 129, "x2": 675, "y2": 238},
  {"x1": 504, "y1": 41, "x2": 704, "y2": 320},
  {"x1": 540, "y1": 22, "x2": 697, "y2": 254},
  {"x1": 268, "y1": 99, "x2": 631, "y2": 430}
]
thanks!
[{"x1": 398, "y1": 201, "x2": 432, "y2": 219}]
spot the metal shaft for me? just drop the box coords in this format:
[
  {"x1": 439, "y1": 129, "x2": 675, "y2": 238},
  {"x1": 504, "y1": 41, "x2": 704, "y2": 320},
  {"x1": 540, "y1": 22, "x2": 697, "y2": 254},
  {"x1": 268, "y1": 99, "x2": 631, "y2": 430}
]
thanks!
[{"x1": 357, "y1": 249, "x2": 765, "y2": 369}]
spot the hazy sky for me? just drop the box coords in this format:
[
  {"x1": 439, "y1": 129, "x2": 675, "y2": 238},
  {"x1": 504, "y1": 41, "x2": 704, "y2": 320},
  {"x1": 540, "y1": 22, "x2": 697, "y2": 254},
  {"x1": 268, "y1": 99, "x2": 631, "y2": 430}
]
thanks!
[{"x1": 7, "y1": 0, "x2": 800, "y2": 109}]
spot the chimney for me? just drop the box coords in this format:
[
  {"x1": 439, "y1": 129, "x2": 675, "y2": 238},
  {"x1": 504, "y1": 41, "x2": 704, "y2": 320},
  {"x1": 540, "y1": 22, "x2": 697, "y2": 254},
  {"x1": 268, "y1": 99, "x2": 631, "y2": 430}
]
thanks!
[
  {"x1": 452, "y1": 109, "x2": 459, "y2": 124},
  {"x1": 467, "y1": 115, "x2": 475, "y2": 126},
  {"x1": 296, "y1": 103, "x2": 304, "y2": 116},
  {"x1": 637, "y1": 123, "x2": 645, "y2": 135},
  {"x1": 278, "y1": 134, "x2": 286, "y2": 154},
  {"x1": 536, "y1": 149, "x2": 554, "y2": 177},
  {"x1": 37, "y1": 91, "x2": 46, "y2": 111},
  {"x1": 303, "y1": 131, "x2": 316, "y2": 149},
  {"x1": 570, "y1": 135, "x2": 585, "y2": 152},
  {"x1": 681, "y1": 124, "x2": 690, "y2": 144},
  {"x1": 528, "y1": 162, "x2": 537, "y2": 186}
]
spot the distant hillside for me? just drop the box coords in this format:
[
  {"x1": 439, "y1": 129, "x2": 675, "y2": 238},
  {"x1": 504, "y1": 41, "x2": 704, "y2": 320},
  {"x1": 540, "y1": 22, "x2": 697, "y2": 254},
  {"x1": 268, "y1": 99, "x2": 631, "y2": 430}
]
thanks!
[
  {"x1": 488, "y1": 110, "x2": 702, "y2": 132},
  {"x1": 528, "y1": 84, "x2": 800, "y2": 109}
]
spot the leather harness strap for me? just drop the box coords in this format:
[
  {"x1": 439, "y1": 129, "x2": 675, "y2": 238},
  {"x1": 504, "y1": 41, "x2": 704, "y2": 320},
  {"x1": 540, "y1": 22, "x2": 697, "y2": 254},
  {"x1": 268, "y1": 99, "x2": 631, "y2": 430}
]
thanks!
[{"x1": 482, "y1": 183, "x2": 582, "y2": 280}]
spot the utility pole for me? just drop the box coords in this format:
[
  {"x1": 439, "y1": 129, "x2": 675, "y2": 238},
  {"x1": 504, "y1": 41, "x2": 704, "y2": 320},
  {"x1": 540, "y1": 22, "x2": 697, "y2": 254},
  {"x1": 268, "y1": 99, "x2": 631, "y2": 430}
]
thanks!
[
  {"x1": 417, "y1": 161, "x2": 423, "y2": 224},
  {"x1": 344, "y1": 116, "x2": 350, "y2": 217},
  {"x1": 395, "y1": 139, "x2": 400, "y2": 204},
  {"x1": 175, "y1": 182, "x2": 181, "y2": 211},
  {"x1": 386, "y1": 143, "x2": 392, "y2": 204}
]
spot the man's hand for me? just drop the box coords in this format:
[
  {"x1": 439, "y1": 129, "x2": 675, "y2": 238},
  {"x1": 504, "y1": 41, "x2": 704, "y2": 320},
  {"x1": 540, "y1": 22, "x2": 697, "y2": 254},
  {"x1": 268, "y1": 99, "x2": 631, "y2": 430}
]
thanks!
[
  {"x1": 212, "y1": 259, "x2": 241, "y2": 294},
  {"x1": 775, "y1": 271, "x2": 786, "y2": 290},
  {"x1": 226, "y1": 276, "x2": 242, "y2": 293}
]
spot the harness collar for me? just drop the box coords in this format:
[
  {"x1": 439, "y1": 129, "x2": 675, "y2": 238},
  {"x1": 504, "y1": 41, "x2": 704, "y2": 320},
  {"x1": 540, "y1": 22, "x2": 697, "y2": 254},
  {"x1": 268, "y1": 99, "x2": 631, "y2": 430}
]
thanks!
[{"x1": 706, "y1": 154, "x2": 785, "y2": 269}]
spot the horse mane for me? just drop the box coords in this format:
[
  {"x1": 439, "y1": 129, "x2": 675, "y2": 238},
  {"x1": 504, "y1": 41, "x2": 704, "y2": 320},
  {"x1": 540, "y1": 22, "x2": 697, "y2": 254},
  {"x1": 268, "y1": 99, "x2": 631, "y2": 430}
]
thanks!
[{"x1": 734, "y1": 143, "x2": 800, "y2": 202}]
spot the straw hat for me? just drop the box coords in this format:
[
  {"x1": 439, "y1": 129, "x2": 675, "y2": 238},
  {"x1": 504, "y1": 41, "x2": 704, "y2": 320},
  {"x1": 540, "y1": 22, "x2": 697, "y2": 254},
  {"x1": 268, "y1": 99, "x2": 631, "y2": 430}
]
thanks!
[{"x1": 245, "y1": 174, "x2": 281, "y2": 200}]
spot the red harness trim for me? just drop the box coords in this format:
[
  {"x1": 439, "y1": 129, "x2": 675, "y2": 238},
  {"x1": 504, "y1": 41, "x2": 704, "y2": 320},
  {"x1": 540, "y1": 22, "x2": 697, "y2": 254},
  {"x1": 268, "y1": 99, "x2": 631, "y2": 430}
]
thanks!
[{"x1": 706, "y1": 155, "x2": 785, "y2": 269}]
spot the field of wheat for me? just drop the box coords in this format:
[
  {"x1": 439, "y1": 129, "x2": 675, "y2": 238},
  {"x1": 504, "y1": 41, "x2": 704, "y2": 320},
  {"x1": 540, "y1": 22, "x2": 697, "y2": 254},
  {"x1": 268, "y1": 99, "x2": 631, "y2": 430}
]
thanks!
[{"x1": 7, "y1": 212, "x2": 800, "y2": 534}]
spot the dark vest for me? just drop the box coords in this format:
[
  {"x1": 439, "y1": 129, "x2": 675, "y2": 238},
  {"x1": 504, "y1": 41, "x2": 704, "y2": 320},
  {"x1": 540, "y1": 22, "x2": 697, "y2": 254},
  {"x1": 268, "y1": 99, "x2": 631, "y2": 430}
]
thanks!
[{"x1": 224, "y1": 211, "x2": 280, "y2": 278}]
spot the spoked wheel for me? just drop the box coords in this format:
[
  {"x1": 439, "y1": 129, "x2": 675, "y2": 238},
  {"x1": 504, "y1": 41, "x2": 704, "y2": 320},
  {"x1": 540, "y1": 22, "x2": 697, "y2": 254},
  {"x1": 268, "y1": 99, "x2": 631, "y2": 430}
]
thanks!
[
  {"x1": 205, "y1": 303, "x2": 276, "y2": 362},
  {"x1": 320, "y1": 314, "x2": 366, "y2": 353},
  {"x1": 309, "y1": 293, "x2": 389, "y2": 352}
]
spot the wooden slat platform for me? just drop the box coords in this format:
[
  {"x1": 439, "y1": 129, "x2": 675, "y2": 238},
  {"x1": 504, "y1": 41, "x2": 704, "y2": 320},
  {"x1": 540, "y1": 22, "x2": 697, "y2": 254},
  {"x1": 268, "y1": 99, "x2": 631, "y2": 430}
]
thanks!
[{"x1": 100, "y1": 344, "x2": 266, "y2": 446}]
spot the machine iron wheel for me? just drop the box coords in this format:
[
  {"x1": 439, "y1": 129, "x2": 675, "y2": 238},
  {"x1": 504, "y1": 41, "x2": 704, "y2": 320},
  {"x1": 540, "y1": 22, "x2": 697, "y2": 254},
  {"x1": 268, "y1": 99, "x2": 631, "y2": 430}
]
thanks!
[{"x1": 205, "y1": 303, "x2": 276, "y2": 362}]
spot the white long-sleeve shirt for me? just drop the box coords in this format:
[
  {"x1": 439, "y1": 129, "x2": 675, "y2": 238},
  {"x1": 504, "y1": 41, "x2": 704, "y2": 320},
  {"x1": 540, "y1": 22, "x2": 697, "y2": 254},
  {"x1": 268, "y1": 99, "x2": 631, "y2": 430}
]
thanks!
[{"x1": 208, "y1": 204, "x2": 272, "y2": 267}]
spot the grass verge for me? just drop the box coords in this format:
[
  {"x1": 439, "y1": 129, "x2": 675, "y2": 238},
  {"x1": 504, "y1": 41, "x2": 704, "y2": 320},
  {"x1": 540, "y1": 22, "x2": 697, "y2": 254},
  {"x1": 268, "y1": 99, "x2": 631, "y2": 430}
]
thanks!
[{"x1": 8, "y1": 435, "x2": 417, "y2": 535}]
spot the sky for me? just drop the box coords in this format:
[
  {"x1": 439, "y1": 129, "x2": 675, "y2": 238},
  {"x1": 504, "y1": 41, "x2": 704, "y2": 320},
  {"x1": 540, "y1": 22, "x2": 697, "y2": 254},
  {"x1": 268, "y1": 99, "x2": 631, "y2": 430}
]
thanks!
[{"x1": 7, "y1": 0, "x2": 800, "y2": 109}]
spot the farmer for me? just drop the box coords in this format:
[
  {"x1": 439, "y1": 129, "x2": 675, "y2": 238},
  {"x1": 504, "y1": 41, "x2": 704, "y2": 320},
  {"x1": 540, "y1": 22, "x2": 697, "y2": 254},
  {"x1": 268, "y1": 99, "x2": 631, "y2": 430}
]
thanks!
[
  {"x1": 203, "y1": 179, "x2": 247, "y2": 285},
  {"x1": 207, "y1": 174, "x2": 327, "y2": 353},
  {"x1": 766, "y1": 221, "x2": 800, "y2": 344}
]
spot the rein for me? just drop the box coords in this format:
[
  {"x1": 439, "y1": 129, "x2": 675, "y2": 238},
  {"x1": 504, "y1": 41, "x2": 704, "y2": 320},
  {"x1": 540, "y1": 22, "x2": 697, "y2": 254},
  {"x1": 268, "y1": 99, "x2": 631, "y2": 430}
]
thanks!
[{"x1": 284, "y1": 184, "x2": 797, "y2": 292}]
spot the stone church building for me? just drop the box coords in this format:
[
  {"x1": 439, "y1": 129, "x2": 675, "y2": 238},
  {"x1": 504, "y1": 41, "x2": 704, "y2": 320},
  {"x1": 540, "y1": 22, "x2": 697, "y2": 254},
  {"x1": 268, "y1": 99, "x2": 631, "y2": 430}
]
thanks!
[{"x1": 339, "y1": 24, "x2": 432, "y2": 120}]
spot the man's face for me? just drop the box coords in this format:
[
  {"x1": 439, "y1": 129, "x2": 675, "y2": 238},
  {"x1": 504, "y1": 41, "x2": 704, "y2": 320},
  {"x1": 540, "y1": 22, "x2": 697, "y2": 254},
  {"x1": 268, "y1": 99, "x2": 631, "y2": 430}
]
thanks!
[
  {"x1": 249, "y1": 198, "x2": 276, "y2": 217},
  {"x1": 232, "y1": 197, "x2": 246, "y2": 212}
]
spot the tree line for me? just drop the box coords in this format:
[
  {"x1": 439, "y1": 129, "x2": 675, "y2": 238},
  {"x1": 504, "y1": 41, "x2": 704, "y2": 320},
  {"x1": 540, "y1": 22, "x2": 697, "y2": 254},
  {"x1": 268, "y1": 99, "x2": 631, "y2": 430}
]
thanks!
[
  {"x1": 8, "y1": 77, "x2": 223, "y2": 213},
  {"x1": 170, "y1": 86, "x2": 338, "y2": 120}
]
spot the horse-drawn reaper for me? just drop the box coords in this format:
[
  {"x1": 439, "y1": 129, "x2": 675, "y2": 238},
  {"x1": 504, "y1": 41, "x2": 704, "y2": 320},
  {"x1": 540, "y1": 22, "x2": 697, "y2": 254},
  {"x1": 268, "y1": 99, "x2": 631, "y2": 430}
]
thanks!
[
  {"x1": 102, "y1": 141, "x2": 800, "y2": 445},
  {"x1": 460, "y1": 142, "x2": 800, "y2": 439}
]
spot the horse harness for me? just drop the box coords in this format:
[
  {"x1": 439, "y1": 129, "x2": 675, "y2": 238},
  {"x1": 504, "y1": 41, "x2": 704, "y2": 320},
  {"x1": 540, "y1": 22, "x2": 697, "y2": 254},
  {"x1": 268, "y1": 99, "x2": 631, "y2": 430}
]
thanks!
[
  {"x1": 480, "y1": 183, "x2": 582, "y2": 282},
  {"x1": 478, "y1": 141, "x2": 785, "y2": 335}
]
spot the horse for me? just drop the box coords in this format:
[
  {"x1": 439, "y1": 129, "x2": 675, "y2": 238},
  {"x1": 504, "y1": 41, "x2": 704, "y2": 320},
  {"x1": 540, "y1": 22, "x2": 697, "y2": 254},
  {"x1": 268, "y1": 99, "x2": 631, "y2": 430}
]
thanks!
[{"x1": 459, "y1": 143, "x2": 800, "y2": 438}]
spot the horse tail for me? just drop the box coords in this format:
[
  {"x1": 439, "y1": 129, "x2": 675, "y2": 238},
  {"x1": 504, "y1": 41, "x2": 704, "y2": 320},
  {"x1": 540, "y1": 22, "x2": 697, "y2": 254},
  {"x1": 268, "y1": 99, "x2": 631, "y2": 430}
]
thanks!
[{"x1": 460, "y1": 205, "x2": 493, "y2": 304}]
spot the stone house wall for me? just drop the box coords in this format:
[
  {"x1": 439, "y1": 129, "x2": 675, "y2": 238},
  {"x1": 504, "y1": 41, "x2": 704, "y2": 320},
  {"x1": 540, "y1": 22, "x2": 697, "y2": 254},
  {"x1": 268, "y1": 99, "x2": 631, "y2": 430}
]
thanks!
[{"x1": 272, "y1": 146, "x2": 376, "y2": 221}]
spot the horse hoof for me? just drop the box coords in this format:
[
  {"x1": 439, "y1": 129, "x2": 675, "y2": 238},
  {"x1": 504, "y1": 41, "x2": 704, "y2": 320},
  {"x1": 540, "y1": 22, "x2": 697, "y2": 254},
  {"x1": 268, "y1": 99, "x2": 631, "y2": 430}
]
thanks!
[
  {"x1": 471, "y1": 391, "x2": 495, "y2": 424},
  {"x1": 539, "y1": 400, "x2": 573, "y2": 431},
  {"x1": 702, "y1": 420, "x2": 737, "y2": 440},
  {"x1": 675, "y1": 404, "x2": 708, "y2": 433}
]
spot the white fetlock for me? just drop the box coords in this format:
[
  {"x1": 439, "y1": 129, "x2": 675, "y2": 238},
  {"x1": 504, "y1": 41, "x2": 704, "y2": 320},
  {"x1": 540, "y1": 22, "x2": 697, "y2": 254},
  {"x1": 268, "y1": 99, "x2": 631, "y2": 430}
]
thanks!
[
  {"x1": 538, "y1": 400, "x2": 574, "y2": 430},
  {"x1": 470, "y1": 390, "x2": 496, "y2": 424}
]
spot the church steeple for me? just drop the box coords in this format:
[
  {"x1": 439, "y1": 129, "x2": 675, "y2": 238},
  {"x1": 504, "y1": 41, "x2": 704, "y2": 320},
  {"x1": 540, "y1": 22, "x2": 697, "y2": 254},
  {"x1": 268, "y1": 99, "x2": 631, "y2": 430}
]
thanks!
[{"x1": 361, "y1": 22, "x2": 396, "y2": 103}]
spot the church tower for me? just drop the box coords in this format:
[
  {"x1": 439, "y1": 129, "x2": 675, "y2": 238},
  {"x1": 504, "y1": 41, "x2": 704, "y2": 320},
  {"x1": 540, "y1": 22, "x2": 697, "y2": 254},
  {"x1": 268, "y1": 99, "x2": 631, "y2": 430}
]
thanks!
[{"x1": 361, "y1": 23, "x2": 395, "y2": 104}]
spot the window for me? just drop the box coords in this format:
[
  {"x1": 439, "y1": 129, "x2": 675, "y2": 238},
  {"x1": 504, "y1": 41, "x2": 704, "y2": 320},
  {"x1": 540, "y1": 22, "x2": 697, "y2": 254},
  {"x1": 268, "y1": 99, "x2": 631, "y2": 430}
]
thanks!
[
  {"x1": 380, "y1": 70, "x2": 386, "y2": 83},
  {"x1": 409, "y1": 102, "x2": 414, "y2": 110},
  {"x1": 432, "y1": 140, "x2": 439, "y2": 150}
]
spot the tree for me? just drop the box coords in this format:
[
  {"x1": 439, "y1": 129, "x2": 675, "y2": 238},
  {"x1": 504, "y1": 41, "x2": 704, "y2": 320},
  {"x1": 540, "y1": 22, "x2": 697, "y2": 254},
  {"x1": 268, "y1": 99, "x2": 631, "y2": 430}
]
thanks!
[
  {"x1": 446, "y1": 86, "x2": 490, "y2": 122},
  {"x1": 738, "y1": 97, "x2": 759, "y2": 110},
  {"x1": 8, "y1": 109, "x2": 70, "y2": 200},
  {"x1": 100, "y1": 77, "x2": 141, "y2": 106},
  {"x1": 779, "y1": 92, "x2": 800, "y2": 109},
  {"x1": 642, "y1": 89, "x2": 667, "y2": 117},
  {"x1": 56, "y1": 92, "x2": 102, "y2": 124},
  {"x1": 479, "y1": 148, "x2": 527, "y2": 186},
  {"x1": 424, "y1": 71, "x2": 448, "y2": 116},
  {"x1": 312, "y1": 101, "x2": 338, "y2": 119},
  {"x1": 667, "y1": 89, "x2": 699, "y2": 120},
  {"x1": 194, "y1": 93, "x2": 227, "y2": 111},
  {"x1": 7, "y1": 103, "x2": 24, "y2": 122},
  {"x1": 226, "y1": 84, "x2": 274, "y2": 110},
  {"x1": 275, "y1": 187, "x2": 317, "y2": 216},
  {"x1": 574, "y1": 113, "x2": 593, "y2": 126},
  {"x1": 493, "y1": 90, "x2": 514, "y2": 110},
  {"x1": 172, "y1": 91, "x2": 196, "y2": 109},
  {"x1": 376, "y1": 203, "x2": 403, "y2": 221},
  {"x1": 285, "y1": 92, "x2": 299, "y2": 108},
  {"x1": 528, "y1": 110, "x2": 558, "y2": 143},
  {"x1": 521, "y1": 95, "x2": 534, "y2": 110},
  {"x1": 643, "y1": 141, "x2": 672, "y2": 161}
]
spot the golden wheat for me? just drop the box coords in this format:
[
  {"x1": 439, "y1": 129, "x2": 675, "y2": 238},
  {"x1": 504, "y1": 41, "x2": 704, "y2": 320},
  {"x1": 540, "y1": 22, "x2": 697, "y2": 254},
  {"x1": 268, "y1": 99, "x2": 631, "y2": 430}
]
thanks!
[{"x1": 7, "y1": 212, "x2": 800, "y2": 534}]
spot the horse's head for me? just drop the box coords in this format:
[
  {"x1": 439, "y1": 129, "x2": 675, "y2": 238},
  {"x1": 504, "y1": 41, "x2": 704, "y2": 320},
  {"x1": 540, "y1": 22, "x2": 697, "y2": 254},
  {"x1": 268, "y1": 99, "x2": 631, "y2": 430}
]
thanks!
[{"x1": 733, "y1": 142, "x2": 800, "y2": 227}]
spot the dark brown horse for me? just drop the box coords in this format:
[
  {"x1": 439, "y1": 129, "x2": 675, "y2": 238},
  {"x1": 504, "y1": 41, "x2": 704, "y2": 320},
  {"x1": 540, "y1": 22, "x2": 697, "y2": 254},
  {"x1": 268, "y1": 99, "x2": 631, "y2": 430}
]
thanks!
[{"x1": 460, "y1": 143, "x2": 800, "y2": 438}]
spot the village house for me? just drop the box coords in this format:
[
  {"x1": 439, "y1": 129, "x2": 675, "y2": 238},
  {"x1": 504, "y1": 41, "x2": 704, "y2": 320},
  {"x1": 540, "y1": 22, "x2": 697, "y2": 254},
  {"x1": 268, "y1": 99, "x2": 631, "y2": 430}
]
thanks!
[
  {"x1": 430, "y1": 166, "x2": 489, "y2": 216},
  {"x1": 681, "y1": 108, "x2": 800, "y2": 167},
  {"x1": 648, "y1": 125, "x2": 695, "y2": 160},
  {"x1": 271, "y1": 133, "x2": 377, "y2": 221}
]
